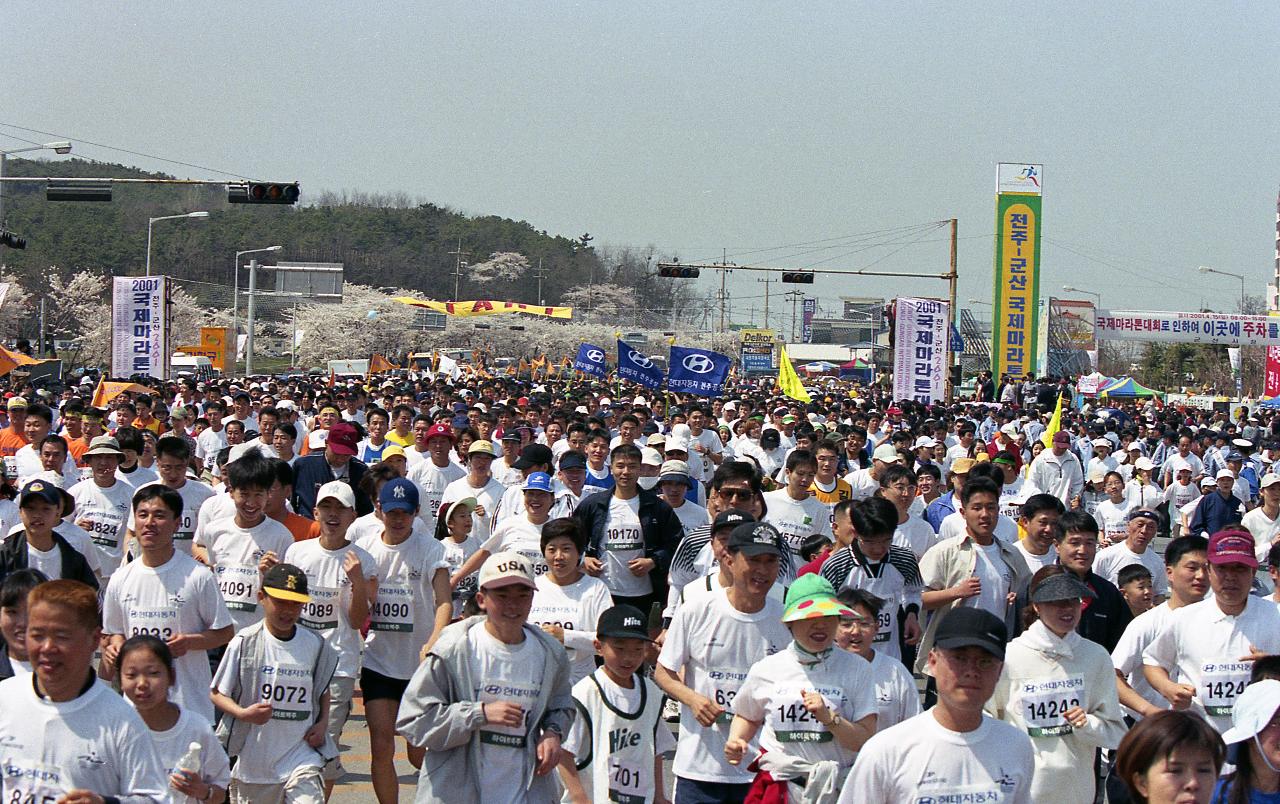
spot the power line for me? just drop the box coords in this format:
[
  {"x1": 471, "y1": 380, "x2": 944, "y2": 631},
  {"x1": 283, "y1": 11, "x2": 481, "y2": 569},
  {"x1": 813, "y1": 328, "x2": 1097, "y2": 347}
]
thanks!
[{"x1": 0, "y1": 121, "x2": 252, "y2": 179}]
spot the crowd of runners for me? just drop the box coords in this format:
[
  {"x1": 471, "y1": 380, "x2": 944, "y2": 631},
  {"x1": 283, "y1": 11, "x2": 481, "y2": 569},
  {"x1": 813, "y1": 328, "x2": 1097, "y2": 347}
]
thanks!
[{"x1": 3, "y1": 367, "x2": 1280, "y2": 803}]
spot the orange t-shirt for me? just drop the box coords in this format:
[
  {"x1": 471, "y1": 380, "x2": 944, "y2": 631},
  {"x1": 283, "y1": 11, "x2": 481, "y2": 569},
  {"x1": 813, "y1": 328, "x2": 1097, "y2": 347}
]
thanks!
[
  {"x1": 66, "y1": 438, "x2": 90, "y2": 466},
  {"x1": 280, "y1": 511, "x2": 317, "y2": 542},
  {"x1": 0, "y1": 428, "x2": 28, "y2": 458}
]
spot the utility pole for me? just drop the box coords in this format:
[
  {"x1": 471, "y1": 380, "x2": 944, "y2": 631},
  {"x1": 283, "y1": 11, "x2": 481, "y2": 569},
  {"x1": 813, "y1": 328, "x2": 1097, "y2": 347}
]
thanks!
[
  {"x1": 38, "y1": 297, "x2": 45, "y2": 357},
  {"x1": 717, "y1": 248, "x2": 730, "y2": 336},
  {"x1": 447, "y1": 239, "x2": 469, "y2": 301},
  {"x1": 533, "y1": 258, "x2": 546, "y2": 305},
  {"x1": 756, "y1": 277, "x2": 775, "y2": 331},
  {"x1": 246, "y1": 260, "x2": 257, "y2": 376},
  {"x1": 947, "y1": 218, "x2": 959, "y2": 398},
  {"x1": 784, "y1": 290, "x2": 804, "y2": 343}
]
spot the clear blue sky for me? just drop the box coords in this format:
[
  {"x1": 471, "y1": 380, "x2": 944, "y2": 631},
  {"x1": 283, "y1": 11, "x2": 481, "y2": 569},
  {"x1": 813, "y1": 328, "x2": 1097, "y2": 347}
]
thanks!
[{"x1": 5, "y1": 2, "x2": 1279, "y2": 331}]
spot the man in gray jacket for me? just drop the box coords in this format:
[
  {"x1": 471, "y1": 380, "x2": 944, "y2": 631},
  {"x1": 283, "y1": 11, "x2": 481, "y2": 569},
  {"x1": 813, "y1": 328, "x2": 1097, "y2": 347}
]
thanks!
[{"x1": 397, "y1": 550, "x2": 574, "y2": 804}]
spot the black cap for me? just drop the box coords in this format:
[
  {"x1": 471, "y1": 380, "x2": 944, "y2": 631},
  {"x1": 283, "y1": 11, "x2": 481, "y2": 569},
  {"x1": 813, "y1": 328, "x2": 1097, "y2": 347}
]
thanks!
[
  {"x1": 596, "y1": 604, "x2": 653, "y2": 641},
  {"x1": 933, "y1": 607, "x2": 1008, "y2": 660},
  {"x1": 501, "y1": 429, "x2": 521, "y2": 441},
  {"x1": 760, "y1": 429, "x2": 781, "y2": 448},
  {"x1": 513, "y1": 444, "x2": 554, "y2": 470},
  {"x1": 712, "y1": 509, "x2": 755, "y2": 534},
  {"x1": 1128, "y1": 508, "x2": 1160, "y2": 524},
  {"x1": 727, "y1": 521, "x2": 784, "y2": 558},
  {"x1": 558, "y1": 451, "x2": 587, "y2": 471},
  {"x1": 262, "y1": 563, "x2": 311, "y2": 603},
  {"x1": 1029, "y1": 572, "x2": 1096, "y2": 604}
]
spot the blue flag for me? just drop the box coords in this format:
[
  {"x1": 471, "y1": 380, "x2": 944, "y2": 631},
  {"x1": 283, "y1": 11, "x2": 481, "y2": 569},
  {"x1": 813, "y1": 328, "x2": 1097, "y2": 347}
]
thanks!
[
  {"x1": 616, "y1": 340, "x2": 664, "y2": 389},
  {"x1": 950, "y1": 323, "x2": 966, "y2": 354},
  {"x1": 573, "y1": 343, "x2": 609, "y2": 379},
  {"x1": 668, "y1": 346, "x2": 732, "y2": 397}
]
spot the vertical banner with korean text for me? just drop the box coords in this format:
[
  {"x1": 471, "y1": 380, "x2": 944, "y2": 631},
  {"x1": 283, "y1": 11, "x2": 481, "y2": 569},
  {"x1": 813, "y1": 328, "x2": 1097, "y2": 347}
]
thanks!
[
  {"x1": 991, "y1": 163, "x2": 1043, "y2": 381},
  {"x1": 111, "y1": 276, "x2": 169, "y2": 379},
  {"x1": 802, "y1": 298, "x2": 816, "y2": 343},
  {"x1": 1267, "y1": 311, "x2": 1280, "y2": 397},
  {"x1": 892, "y1": 297, "x2": 949, "y2": 403}
]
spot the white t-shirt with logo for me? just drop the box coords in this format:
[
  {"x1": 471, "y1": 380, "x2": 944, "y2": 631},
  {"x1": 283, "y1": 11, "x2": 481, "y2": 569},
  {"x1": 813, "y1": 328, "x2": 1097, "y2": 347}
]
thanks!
[
  {"x1": 529, "y1": 573, "x2": 614, "y2": 684},
  {"x1": 357, "y1": 530, "x2": 448, "y2": 680},
  {"x1": 1094, "y1": 498, "x2": 1135, "y2": 545},
  {"x1": 103, "y1": 551, "x2": 232, "y2": 723},
  {"x1": 67, "y1": 477, "x2": 134, "y2": 574},
  {"x1": 840, "y1": 710, "x2": 1035, "y2": 803},
  {"x1": 408, "y1": 460, "x2": 465, "y2": 525},
  {"x1": 1093, "y1": 542, "x2": 1169, "y2": 598},
  {"x1": 211, "y1": 626, "x2": 324, "y2": 783},
  {"x1": 148, "y1": 706, "x2": 232, "y2": 804},
  {"x1": 867, "y1": 648, "x2": 921, "y2": 732},
  {"x1": 482, "y1": 516, "x2": 549, "y2": 578},
  {"x1": 284, "y1": 539, "x2": 378, "y2": 680},
  {"x1": 762, "y1": 489, "x2": 833, "y2": 570},
  {"x1": 126, "y1": 479, "x2": 217, "y2": 555},
  {"x1": 441, "y1": 533, "x2": 484, "y2": 618},
  {"x1": 602, "y1": 496, "x2": 650, "y2": 598},
  {"x1": 469, "y1": 625, "x2": 546, "y2": 804},
  {"x1": 442, "y1": 475, "x2": 506, "y2": 542},
  {"x1": 193, "y1": 517, "x2": 294, "y2": 633},
  {"x1": 657, "y1": 587, "x2": 791, "y2": 784}
]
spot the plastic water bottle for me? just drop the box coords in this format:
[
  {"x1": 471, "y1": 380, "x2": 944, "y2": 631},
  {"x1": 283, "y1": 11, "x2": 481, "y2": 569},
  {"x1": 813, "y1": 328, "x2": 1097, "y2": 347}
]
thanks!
[{"x1": 175, "y1": 741, "x2": 202, "y2": 774}]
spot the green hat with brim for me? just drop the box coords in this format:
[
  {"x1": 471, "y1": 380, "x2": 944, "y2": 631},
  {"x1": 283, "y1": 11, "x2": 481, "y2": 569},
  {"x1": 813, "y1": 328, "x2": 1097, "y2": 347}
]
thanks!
[{"x1": 782, "y1": 574, "x2": 855, "y2": 623}]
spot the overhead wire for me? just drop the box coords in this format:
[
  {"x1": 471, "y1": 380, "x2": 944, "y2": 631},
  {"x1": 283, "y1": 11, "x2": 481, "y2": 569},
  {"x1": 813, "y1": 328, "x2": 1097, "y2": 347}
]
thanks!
[{"x1": 0, "y1": 121, "x2": 251, "y2": 180}]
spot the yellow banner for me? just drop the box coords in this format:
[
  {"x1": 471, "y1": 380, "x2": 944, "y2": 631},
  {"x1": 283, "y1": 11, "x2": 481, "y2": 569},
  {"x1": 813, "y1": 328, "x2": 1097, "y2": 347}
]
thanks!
[{"x1": 393, "y1": 297, "x2": 572, "y2": 319}]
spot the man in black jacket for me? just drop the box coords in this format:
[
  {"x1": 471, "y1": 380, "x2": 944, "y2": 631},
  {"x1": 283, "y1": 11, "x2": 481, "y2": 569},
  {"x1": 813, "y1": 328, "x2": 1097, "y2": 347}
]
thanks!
[
  {"x1": 573, "y1": 443, "x2": 684, "y2": 613},
  {"x1": 1013, "y1": 510, "x2": 1130, "y2": 652},
  {"x1": 0, "y1": 480, "x2": 98, "y2": 590},
  {"x1": 290, "y1": 421, "x2": 372, "y2": 518}
]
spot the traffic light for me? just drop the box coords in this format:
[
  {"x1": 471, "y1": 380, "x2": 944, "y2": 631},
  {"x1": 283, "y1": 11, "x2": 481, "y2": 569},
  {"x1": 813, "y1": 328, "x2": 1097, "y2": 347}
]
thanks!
[
  {"x1": 781, "y1": 271, "x2": 814, "y2": 284},
  {"x1": 658, "y1": 264, "x2": 700, "y2": 279},
  {"x1": 47, "y1": 179, "x2": 112, "y2": 202},
  {"x1": 949, "y1": 364, "x2": 963, "y2": 386},
  {"x1": 227, "y1": 182, "x2": 300, "y2": 205},
  {"x1": 0, "y1": 231, "x2": 25, "y2": 250}
]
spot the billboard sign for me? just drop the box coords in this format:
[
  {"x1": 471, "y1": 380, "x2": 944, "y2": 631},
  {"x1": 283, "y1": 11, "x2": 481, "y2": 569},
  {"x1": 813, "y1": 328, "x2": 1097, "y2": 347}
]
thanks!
[
  {"x1": 991, "y1": 163, "x2": 1043, "y2": 380},
  {"x1": 111, "y1": 276, "x2": 169, "y2": 379}
]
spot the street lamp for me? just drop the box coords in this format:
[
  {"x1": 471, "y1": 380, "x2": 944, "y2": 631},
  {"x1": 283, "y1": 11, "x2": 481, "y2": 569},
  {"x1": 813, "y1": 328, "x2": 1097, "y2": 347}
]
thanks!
[
  {"x1": 0, "y1": 141, "x2": 72, "y2": 225},
  {"x1": 1198, "y1": 266, "x2": 1246, "y2": 312},
  {"x1": 232, "y1": 246, "x2": 283, "y2": 367},
  {"x1": 967, "y1": 298, "x2": 991, "y2": 307},
  {"x1": 1062, "y1": 285, "x2": 1102, "y2": 308},
  {"x1": 145, "y1": 211, "x2": 209, "y2": 277}
]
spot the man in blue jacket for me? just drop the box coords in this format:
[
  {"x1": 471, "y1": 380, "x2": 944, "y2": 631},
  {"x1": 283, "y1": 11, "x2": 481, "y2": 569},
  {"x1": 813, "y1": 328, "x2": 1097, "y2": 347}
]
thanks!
[
  {"x1": 1190, "y1": 468, "x2": 1245, "y2": 537},
  {"x1": 291, "y1": 421, "x2": 373, "y2": 518}
]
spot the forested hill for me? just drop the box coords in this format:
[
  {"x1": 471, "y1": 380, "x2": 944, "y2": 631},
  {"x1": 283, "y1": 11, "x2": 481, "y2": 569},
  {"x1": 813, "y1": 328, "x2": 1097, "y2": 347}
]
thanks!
[{"x1": 0, "y1": 156, "x2": 667, "y2": 308}]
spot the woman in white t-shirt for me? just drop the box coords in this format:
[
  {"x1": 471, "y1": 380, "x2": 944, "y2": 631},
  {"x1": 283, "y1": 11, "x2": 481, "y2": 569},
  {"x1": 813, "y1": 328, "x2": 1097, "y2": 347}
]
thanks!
[
  {"x1": 118, "y1": 635, "x2": 231, "y2": 804},
  {"x1": 987, "y1": 566, "x2": 1127, "y2": 804},
  {"x1": 528, "y1": 517, "x2": 613, "y2": 683},
  {"x1": 1094, "y1": 471, "x2": 1135, "y2": 547},
  {"x1": 726, "y1": 574, "x2": 878, "y2": 799}
]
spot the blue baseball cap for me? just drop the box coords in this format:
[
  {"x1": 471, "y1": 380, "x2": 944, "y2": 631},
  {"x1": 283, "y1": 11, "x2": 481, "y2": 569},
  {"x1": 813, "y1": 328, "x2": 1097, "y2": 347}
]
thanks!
[
  {"x1": 379, "y1": 477, "x2": 419, "y2": 513},
  {"x1": 522, "y1": 471, "x2": 554, "y2": 493}
]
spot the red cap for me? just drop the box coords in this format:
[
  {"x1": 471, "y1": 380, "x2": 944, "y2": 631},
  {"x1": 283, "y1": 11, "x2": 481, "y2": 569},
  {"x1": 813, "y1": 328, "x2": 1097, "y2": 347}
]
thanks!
[
  {"x1": 886, "y1": 406, "x2": 902, "y2": 415},
  {"x1": 1207, "y1": 528, "x2": 1257, "y2": 568},
  {"x1": 517, "y1": 397, "x2": 530, "y2": 406},
  {"x1": 424, "y1": 423, "x2": 455, "y2": 443},
  {"x1": 327, "y1": 422, "x2": 359, "y2": 456}
]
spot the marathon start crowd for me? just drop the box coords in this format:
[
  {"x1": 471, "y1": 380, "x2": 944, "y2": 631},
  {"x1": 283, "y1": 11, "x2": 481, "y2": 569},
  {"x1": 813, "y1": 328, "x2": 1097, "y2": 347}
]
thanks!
[{"x1": 3, "y1": 368, "x2": 1280, "y2": 803}]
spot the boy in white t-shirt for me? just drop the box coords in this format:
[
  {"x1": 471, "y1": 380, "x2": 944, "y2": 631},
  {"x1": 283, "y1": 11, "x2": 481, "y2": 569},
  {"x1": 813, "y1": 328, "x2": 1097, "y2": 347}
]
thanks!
[
  {"x1": 284, "y1": 481, "x2": 377, "y2": 795},
  {"x1": 211, "y1": 563, "x2": 338, "y2": 804},
  {"x1": 559, "y1": 604, "x2": 676, "y2": 804}
]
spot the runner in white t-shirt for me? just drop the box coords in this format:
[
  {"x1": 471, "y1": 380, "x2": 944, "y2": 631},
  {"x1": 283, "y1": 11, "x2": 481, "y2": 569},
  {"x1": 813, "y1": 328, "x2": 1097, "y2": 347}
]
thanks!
[
  {"x1": 356, "y1": 477, "x2": 451, "y2": 804},
  {"x1": 67, "y1": 435, "x2": 135, "y2": 577},
  {"x1": 103, "y1": 484, "x2": 234, "y2": 723},
  {"x1": 762, "y1": 450, "x2": 833, "y2": 574},
  {"x1": 284, "y1": 480, "x2": 377, "y2": 794},
  {"x1": 838, "y1": 606, "x2": 1035, "y2": 803},
  {"x1": 528, "y1": 517, "x2": 614, "y2": 684},
  {"x1": 124, "y1": 435, "x2": 216, "y2": 556},
  {"x1": 656, "y1": 522, "x2": 793, "y2": 801},
  {"x1": 1093, "y1": 508, "x2": 1170, "y2": 603},
  {"x1": 834, "y1": 587, "x2": 921, "y2": 732}
]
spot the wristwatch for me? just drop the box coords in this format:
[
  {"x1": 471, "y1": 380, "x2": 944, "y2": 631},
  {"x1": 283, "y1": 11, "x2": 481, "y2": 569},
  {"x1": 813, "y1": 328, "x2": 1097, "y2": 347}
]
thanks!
[
  {"x1": 543, "y1": 722, "x2": 564, "y2": 738},
  {"x1": 826, "y1": 713, "x2": 842, "y2": 728}
]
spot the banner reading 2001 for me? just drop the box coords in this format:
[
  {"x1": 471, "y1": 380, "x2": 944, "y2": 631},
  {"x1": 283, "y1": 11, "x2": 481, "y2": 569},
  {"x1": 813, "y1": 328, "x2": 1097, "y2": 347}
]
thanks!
[
  {"x1": 111, "y1": 276, "x2": 169, "y2": 379},
  {"x1": 893, "y1": 297, "x2": 949, "y2": 404},
  {"x1": 991, "y1": 163, "x2": 1042, "y2": 380}
]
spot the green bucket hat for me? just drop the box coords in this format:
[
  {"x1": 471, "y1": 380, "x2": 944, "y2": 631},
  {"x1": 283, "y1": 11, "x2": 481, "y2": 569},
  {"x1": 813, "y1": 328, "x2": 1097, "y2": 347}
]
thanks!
[{"x1": 782, "y1": 574, "x2": 855, "y2": 623}]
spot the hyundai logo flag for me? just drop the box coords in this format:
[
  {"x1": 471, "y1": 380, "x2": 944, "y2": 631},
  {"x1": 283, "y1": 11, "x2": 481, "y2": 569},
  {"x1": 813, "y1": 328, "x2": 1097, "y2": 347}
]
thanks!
[
  {"x1": 668, "y1": 346, "x2": 731, "y2": 397},
  {"x1": 573, "y1": 343, "x2": 609, "y2": 379},
  {"x1": 617, "y1": 340, "x2": 664, "y2": 389}
]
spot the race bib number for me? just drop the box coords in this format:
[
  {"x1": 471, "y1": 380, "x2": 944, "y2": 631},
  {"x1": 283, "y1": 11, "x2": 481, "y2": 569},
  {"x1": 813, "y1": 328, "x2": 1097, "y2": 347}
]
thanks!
[
  {"x1": 300, "y1": 587, "x2": 340, "y2": 631},
  {"x1": 176, "y1": 511, "x2": 195, "y2": 542},
  {"x1": 369, "y1": 584, "x2": 414, "y2": 632},
  {"x1": 1, "y1": 457, "x2": 16, "y2": 480},
  {"x1": 84, "y1": 513, "x2": 123, "y2": 549},
  {"x1": 605, "y1": 526, "x2": 643, "y2": 552},
  {"x1": 261, "y1": 663, "x2": 312, "y2": 721},
  {"x1": 216, "y1": 564, "x2": 259, "y2": 612},
  {"x1": 608, "y1": 759, "x2": 647, "y2": 804},
  {"x1": 1020, "y1": 676, "x2": 1084, "y2": 737},
  {"x1": 707, "y1": 669, "x2": 748, "y2": 724},
  {"x1": 1, "y1": 758, "x2": 65, "y2": 804},
  {"x1": 773, "y1": 700, "x2": 831, "y2": 743},
  {"x1": 1201, "y1": 661, "x2": 1252, "y2": 716},
  {"x1": 128, "y1": 606, "x2": 180, "y2": 640},
  {"x1": 873, "y1": 610, "x2": 893, "y2": 644},
  {"x1": 515, "y1": 546, "x2": 550, "y2": 577}
]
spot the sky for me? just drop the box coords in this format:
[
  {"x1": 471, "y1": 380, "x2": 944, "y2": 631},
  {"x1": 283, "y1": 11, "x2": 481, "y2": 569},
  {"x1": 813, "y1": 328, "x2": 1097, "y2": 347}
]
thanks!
[{"x1": 5, "y1": 2, "x2": 1280, "y2": 334}]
